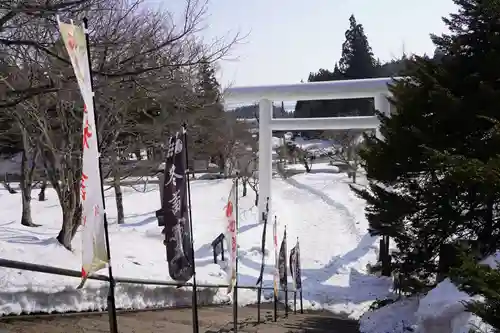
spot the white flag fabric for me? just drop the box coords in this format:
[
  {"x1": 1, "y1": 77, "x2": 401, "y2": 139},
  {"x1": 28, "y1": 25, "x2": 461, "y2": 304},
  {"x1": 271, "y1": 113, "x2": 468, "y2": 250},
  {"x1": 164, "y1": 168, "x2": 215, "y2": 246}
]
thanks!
[
  {"x1": 224, "y1": 181, "x2": 237, "y2": 294},
  {"x1": 58, "y1": 19, "x2": 108, "y2": 283},
  {"x1": 273, "y1": 217, "x2": 279, "y2": 298}
]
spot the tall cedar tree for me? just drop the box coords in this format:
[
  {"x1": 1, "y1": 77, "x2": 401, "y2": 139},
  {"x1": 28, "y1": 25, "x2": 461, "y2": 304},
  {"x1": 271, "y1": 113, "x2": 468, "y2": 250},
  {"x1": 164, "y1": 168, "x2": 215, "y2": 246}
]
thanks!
[
  {"x1": 351, "y1": 0, "x2": 500, "y2": 293},
  {"x1": 337, "y1": 15, "x2": 378, "y2": 117},
  {"x1": 294, "y1": 15, "x2": 377, "y2": 137}
]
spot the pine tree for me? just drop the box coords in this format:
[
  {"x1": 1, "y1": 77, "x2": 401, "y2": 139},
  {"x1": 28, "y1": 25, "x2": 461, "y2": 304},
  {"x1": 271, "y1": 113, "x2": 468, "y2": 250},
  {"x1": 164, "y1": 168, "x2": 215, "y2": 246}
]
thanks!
[
  {"x1": 352, "y1": 0, "x2": 500, "y2": 293},
  {"x1": 337, "y1": 15, "x2": 378, "y2": 117},
  {"x1": 338, "y1": 15, "x2": 377, "y2": 79},
  {"x1": 294, "y1": 15, "x2": 378, "y2": 123}
]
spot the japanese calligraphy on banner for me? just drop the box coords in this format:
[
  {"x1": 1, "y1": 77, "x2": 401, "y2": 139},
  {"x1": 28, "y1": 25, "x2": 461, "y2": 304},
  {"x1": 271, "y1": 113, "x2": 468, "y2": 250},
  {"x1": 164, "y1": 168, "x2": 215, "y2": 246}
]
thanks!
[
  {"x1": 162, "y1": 130, "x2": 194, "y2": 282},
  {"x1": 289, "y1": 238, "x2": 302, "y2": 291},
  {"x1": 58, "y1": 19, "x2": 108, "y2": 283},
  {"x1": 224, "y1": 181, "x2": 237, "y2": 294}
]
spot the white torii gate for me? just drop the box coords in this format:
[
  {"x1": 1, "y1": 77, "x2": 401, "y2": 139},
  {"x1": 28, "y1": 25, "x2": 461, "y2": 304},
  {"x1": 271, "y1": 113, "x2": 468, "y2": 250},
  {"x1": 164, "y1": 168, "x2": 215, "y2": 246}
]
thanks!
[{"x1": 224, "y1": 77, "x2": 395, "y2": 223}]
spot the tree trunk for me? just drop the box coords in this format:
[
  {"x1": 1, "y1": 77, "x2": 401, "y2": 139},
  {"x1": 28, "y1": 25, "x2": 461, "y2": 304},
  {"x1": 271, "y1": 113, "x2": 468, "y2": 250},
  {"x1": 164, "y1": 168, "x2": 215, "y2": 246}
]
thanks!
[
  {"x1": 111, "y1": 149, "x2": 125, "y2": 224},
  {"x1": 56, "y1": 203, "x2": 81, "y2": 251},
  {"x1": 302, "y1": 158, "x2": 311, "y2": 173},
  {"x1": 479, "y1": 197, "x2": 495, "y2": 255},
  {"x1": 134, "y1": 149, "x2": 142, "y2": 160},
  {"x1": 113, "y1": 169, "x2": 125, "y2": 224},
  {"x1": 19, "y1": 149, "x2": 37, "y2": 227},
  {"x1": 242, "y1": 178, "x2": 247, "y2": 197},
  {"x1": 38, "y1": 180, "x2": 47, "y2": 201},
  {"x1": 56, "y1": 209, "x2": 75, "y2": 251},
  {"x1": 20, "y1": 190, "x2": 34, "y2": 227}
]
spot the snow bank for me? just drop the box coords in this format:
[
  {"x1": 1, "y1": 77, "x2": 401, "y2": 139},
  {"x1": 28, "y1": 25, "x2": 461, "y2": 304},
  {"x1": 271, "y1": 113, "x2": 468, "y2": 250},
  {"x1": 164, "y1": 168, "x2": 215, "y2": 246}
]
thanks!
[
  {"x1": 414, "y1": 253, "x2": 499, "y2": 333},
  {"x1": 359, "y1": 297, "x2": 419, "y2": 333},
  {"x1": 360, "y1": 253, "x2": 500, "y2": 333}
]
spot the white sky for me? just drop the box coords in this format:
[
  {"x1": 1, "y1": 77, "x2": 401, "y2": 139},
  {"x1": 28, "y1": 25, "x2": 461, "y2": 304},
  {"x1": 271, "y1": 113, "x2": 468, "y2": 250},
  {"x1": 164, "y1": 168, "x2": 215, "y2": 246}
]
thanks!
[{"x1": 148, "y1": 0, "x2": 457, "y2": 88}]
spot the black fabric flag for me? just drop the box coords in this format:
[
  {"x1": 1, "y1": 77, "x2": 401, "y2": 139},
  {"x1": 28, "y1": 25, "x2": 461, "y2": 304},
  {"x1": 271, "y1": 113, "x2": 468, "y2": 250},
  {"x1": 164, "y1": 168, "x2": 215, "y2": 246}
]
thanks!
[
  {"x1": 289, "y1": 239, "x2": 302, "y2": 291},
  {"x1": 278, "y1": 228, "x2": 287, "y2": 289},
  {"x1": 162, "y1": 130, "x2": 194, "y2": 282}
]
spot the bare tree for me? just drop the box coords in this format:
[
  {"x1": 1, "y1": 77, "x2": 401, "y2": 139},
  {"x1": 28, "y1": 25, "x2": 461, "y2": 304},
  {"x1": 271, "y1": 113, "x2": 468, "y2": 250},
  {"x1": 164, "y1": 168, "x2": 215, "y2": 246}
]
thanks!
[
  {"x1": 1, "y1": 0, "x2": 242, "y2": 246},
  {"x1": 319, "y1": 129, "x2": 369, "y2": 183}
]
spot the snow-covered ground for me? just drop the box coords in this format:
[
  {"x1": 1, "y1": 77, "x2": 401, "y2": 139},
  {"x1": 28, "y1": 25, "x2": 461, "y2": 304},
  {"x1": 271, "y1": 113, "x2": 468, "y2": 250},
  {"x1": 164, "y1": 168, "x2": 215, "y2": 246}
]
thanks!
[{"x1": 0, "y1": 171, "x2": 394, "y2": 317}]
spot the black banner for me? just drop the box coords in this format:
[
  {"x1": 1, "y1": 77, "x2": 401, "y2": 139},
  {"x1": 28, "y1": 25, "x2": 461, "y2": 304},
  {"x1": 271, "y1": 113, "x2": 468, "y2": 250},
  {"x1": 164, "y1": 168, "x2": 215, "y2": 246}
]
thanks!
[
  {"x1": 289, "y1": 239, "x2": 301, "y2": 291},
  {"x1": 162, "y1": 130, "x2": 194, "y2": 282},
  {"x1": 278, "y1": 228, "x2": 287, "y2": 289},
  {"x1": 256, "y1": 198, "x2": 270, "y2": 286}
]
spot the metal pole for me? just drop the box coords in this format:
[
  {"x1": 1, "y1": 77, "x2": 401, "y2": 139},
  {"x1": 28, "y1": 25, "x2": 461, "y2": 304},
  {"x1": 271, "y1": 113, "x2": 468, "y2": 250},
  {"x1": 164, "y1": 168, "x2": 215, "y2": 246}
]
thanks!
[
  {"x1": 284, "y1": 226, "x2": 288, "y2": 318},
  {"x1": 82, "y1": 17, "x2": 118, "y2": 333},
  {"x1": 300, "y1": 290, "x2": 303, "y2": 314},
  {"x1": 182, "y1": 125, "x2": 199, "y2": 333},
  {"x1": 257, "y1": 287, "x2": 261, "y2": 323},
  {"x1": 293, "y1": 291, "x2": 297, "y2": 314},
  {"x1": 273, "y1": 216, "x2": 277, "y2": 322},
  {"x1": 233, "y1": 175, "x2": 239, "y2": 333},
  {"x1": 256, "y1": 197, "x2": 269, "y2": 324},
  {"x1": 273, "y1": 288, "x2": 278, "y2": 322}
]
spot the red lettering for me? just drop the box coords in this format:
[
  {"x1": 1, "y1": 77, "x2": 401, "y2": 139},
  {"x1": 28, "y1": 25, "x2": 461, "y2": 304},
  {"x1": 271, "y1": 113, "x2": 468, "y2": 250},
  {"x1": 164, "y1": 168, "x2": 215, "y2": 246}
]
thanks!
[
  {"x1": 83, "y1": 104, "x2": 87, "y2": 114},
  {"x1": 232, "y1": 236, "x2": 237, "y2": 251},
  {"x1": 225, "y1": 202, "x2": 233, "y2": 217},
  {"x1": 82, "y1": 215, "x2": 87, "y2": 226},
  {"x1": 228, "y1": 219, "x2": 235, "y2": 233},
  {"x1": 81, "y1": 172, "x2": 88, "y2": 201},
  {"x1": 67, "y1": 31, "x2": 76, "y2": 50},
  {"x1": 83, "y1": 120, "x2": 92, "y2": 149},
  {"x1": 94, "y1": 205, "x2": 99, "y2": 217}
]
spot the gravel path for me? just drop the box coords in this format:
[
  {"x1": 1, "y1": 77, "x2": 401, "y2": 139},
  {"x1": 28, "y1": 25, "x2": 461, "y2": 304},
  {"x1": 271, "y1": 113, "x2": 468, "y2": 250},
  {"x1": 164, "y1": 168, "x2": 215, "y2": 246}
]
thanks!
[{"x1": 0, "y1": 305, "x2": 359, "y2": 333}]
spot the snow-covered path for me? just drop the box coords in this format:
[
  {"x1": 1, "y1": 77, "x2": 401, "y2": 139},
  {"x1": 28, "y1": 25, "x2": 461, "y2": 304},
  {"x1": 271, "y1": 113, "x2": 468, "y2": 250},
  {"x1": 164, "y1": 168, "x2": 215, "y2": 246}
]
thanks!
[{"x1": 270, "y1": 173, "x2": 390, "y2": 317}]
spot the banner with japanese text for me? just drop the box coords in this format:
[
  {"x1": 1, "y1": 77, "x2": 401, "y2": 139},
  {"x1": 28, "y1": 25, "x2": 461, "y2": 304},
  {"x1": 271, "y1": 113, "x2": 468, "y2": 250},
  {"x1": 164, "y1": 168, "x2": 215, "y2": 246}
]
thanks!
[
  {"x1": 278, "y1": 227, "x2": 287, "y2": 290},
  {"x1": 224, "y1": 181, "x2": 237, "y2": 294},
  {"x1": 289, "y1": 238, "x2": 302, "y2": 291},
  {"x1": 162, "y1": 130, "x2": 194, "y2": 282},
  {"x1": 58, "y1": 19, "x2": 108, "y2": 283}
]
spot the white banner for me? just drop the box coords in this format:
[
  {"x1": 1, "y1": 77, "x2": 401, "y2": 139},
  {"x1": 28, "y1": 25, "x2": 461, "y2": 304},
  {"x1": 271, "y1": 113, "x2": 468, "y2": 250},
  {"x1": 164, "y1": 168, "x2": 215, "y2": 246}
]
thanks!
[
  {"x1": 58, "y1": 19, "x2": 108, "y2": 283},
  {"x1": 273, "y1": 216, "x2": 279, "y2": 298},
  {"x1": 224, "y1": 181, "x2": 237, "y2": 294}
]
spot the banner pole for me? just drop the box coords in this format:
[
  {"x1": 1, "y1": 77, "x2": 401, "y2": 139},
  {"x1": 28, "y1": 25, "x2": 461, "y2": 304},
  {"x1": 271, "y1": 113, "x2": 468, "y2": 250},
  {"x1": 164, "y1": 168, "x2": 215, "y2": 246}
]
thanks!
[
  {"x1": 182, "y1": 124, "x2": 199, "y2": 333},
  {"x1": 284, "y1": 226, "x2": 288, "y2": 318},
  {"x1": 273, "y1": 215, "x2": 278, "y2": 322},
  {"x1": 233, "y1": 174, "x2": 239, "y2": 333},
  {"x1": 294, "y1": 291, "x2": 297, "y2": 314},
  {"x1": 256, "y1": 197, "x2": 269, "y2": 324},
  {"x1": 298, "y1": 238, "x2": 303, "y2": 314},
  {"x1": 82, "y1": 17, "x2": 118, "y2": 333}
]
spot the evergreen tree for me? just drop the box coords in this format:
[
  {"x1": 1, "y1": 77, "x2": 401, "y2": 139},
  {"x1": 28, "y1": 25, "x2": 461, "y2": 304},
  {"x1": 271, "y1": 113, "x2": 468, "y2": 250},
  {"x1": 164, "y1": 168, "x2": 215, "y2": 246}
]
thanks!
[
  {"x1": 445, "y1": 146, "x2": 500, "y2": 332},
  {"x1": 337, "y1": 15, "x2": 378, "y2": 117},
  {"x1": 338, "y1": 15, "x2": 377, "y2": 79},
  {"x1": 352, "y1": 0, "x2": 500, "y2": 293},
  {"x1": 192, "y1": 60, "x2": 226, "y2": 165},
  {"x1": 294, "y1": 15, "x2": 378, "y2": 127}
]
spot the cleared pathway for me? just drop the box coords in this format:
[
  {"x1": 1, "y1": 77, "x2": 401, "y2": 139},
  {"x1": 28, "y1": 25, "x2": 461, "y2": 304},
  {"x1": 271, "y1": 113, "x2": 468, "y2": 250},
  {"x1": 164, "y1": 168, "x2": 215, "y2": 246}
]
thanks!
[{"x1": 0, "y1": 304, "x2": 359, "y2": 333}]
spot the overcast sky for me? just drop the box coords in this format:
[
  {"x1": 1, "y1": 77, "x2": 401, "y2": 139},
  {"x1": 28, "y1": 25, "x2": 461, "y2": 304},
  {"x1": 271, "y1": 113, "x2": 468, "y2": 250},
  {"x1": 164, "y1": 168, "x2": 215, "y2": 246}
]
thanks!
[{"x1": 148, "y1": 0, "x2": 457, "y2": 88}]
